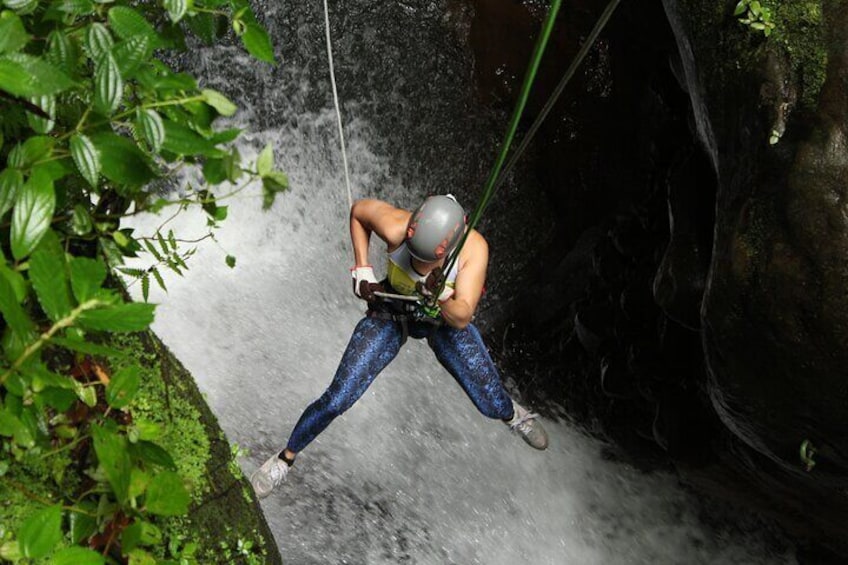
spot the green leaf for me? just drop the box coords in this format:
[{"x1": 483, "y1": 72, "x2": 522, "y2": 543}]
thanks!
[
  {"x1": 130, "y1": 440, "x2": 176, "y2": 470},
  {"x1": 127, "y1": 548, "x2": 157, "y2": 565},
  {"x1": 225, "y1": 254, "x2": 236, "y2": 268},
  {"x1": 71, "y1": 203, "x2": 93, "y2": 235},
  {"x1": 264, "y1": 170, "x2": 288, "y2": 190},
  {"x1": 225, "y1": 148, "x2": 243, "y2": 182},
  {"x1": 91, "y1": 424, "x2": 132, "y2": 503},
  {"x1": 45, "y1": 31, "x2": 71, "y2": 72},
  {"x1": 0, "y1": 54, "x2": 74, "y2": 97},
  {"x1": 0, "y1": 275, "x2": 32, "y2": 333},
  {"x1": 208, "y1": 127, "x2": 242, "y2": 144},
  {"x1": 112, "y1": 34, "x2": 150, "y2": 78},
  {"x1": 112, "y1": 229, "x2": 129, "y2": 247},
  {"x1": 8, "y1": 135, "x2": 53, "y2": 168},
  {"x1": 0, "y1": 12, "x2": 30, "y2": 54},
  {"x1": 18, "y1": 505, "x2": 62, "y2": 559},
  {"x1": 201, "y1": 88, "x2": 237, "y2": 117},
  {"x1": 106, "y1": 365, "x2": 140, "y2": 408},
  {"x1": 0, "y1": 541, "x2": 21, "y2": 561},
  {"x1": 137, "y1": 108, "x2": 164, "y2": 152},
  {"x1": 52, "y1": 547, "x2": 105, "y2": 565},
  {"x1": 85, "y1": 22, "x2": 113, "y2": 62},
  {"x1": 29, "y1": 365, "x2": 75, "y2": 391},
  {"x1": 121, "y1": 522, "x2": 142, "y2": 553},
  {"x1": 40, "y1": 388, "x2": 76, "y2": 411},
  {"x1": 51, "y1": 336, "x2": 126, "y2": 358},
  {"x1": 0, "y1": 409, "x2": 19, "y2": 436},
  {"x1": 186, "y1": 12, "x2": 219, "y2": 45},
  {"x1": 78, "y1": 302, "x2": 155, "y2": 332},
  {"x1": 0, "y1": 168, "x2": 23, "y2": 216},
  {"x1": 141, "y1": 272, "x2": 150, "y2": 301},
  {"x1": 133, "y1": 419, "x2": 161, "y2": 441},
  {"x1": 750, "y1": 21, "x2": 766, "y2": 30},
  {"x1": 163, "y1": 0, "x2": 188, "y2": 22},
  {"x1": 94, "y1": 52, "x2": 122, "y2": 115},
  {"x1": 69, "y1": 256, "x2": 107, "y2": 302},
  {"x1": 108, "y1": 6, "x2": 157, "y2": 41},
  {"x1": 29, "y1": 230, "x2": 72, "y2": 321},
  {"x1": 143, "y1": 238, "x2": 162, "y2": 261},
  {"x1": 0, "y1": 262, "x2": 26, "y2": 302},
  {"x1": 59, "y1": 0, "x2": 94, "y2": 17},
  {"x1": 202, "y1": 157, "x2": 226, "y2": 184},
  {"x1": 26, "y1": 94, "x2": 56, "y2": 134},
  {"x1": 0, "y1": 409, "x2": 34, "y2": 446},
  {"x1": 90, "y1": 132, "x2": 156, "y2": 188},
  {"x1": 11, "y1": 166, "x2": 55, "y2": 260},
  {"x1": 69, "y1": 505, "x2": 97, "y2": 544},
  {"x1": 145, "y1": 470, "x2": 189, "y2": 515},
  {"x1": 241, "y1": 23, "x2": 274, "y2": 63},
  {"x1": 161, "y1": 120, "x2": 221, "y2": 157},
  {"x1": 75, "y1": 383, "x2": 97, "y2": 407},
  {"x1": 256, "y1": 142, "x2": 273, "y2": 176},
  {"x1": 151, "y1": 267, "x2": 166, "y2": 292},
  {"x1": 733, "y1": 0, "x2": 747, "y2": 16},
  {"x1": 262, "y1": 170, "x2": 288, "y2": 209},
  {"x1": 4, "y1": 0, "x2": 36, "y2": 15},
  {"x1": 70, "y1": 133, "x2": 100, "y2": 188}
]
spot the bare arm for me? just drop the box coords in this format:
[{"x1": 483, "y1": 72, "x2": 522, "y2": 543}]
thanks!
[
  {"x1": 350, "y1": 199, "x2": 410, "y2": 266},
  {"x1": 439, "y1": 231, "x2": 488, "y2": 329}
]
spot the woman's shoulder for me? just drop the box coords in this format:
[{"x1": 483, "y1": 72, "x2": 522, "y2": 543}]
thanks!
[{"x1": 458, "y1": 229, "x2": 488, "y2": 267}]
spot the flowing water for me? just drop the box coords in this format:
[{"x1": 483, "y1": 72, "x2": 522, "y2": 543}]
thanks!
[{"x1": 126, "y1": 2, "x2": 796, "y2": 563}]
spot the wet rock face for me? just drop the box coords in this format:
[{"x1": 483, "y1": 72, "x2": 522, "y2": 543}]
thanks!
[
  {"x1": 464, "y1": 0, "x2": 848, "y2": 555},
  {"x1": 467, "y1": 0, "x2": 718, "y2": 460},
  {"x1": 662, "y1": 0, "x2": 848, "y2": 550}
]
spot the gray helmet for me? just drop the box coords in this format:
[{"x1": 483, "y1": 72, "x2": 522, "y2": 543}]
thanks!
[{"x1": 406, "y1": 195, "x2": 466, "y2": 262}]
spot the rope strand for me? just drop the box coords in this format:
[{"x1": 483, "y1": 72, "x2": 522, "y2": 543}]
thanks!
[
  {"x1": 323, "y1": 0, "x2": 354, "y2": 211},
  {"x1": 438, "y1": 0, "x2": 621, "y2": 301},
  {"x1": 439, "y1": 0, "x2": 564, "y2": 288}
]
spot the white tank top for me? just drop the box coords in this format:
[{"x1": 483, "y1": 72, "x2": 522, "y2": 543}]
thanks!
[{"x1": 386, "y1": 243, "x2": 458, "y2": 296}]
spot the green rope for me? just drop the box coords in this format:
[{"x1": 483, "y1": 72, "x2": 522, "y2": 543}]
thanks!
[
  {"x1": 434, "y1": 0, "x2": 622, "y2": 305},
  {"x1": 479, "y1": 0, "x2": 622, "y2": 220},
  {"x1": 438, "y1": 0, "x2": 563, "y2": 288}
]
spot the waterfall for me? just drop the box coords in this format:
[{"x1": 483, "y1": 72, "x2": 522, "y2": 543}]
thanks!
[{"x1": 126, "y1": 2, "x2": 796, "y2": 562}]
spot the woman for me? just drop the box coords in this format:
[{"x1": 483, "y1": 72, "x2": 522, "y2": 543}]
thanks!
[{"x1": 251, "y1": 195, "x2": 548, "y2": 498}]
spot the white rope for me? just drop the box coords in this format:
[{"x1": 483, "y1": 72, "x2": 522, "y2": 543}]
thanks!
[{"x1": 322, "y1": 0, "x2": 354, "y2": 210}]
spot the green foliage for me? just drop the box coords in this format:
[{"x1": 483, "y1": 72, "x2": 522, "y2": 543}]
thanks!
[
  {"x1": 728, "y1": 1, "x2": 826, "y2": 110},
  {"x1": 800, "y1": 439, "x2": 816, "y2": 471},
  {"x1": 0, "y1": 0, "x2": 286, "y2": 561},
  {"x1": 734, "y1": 0, "x2": 776, "y2": 36}
]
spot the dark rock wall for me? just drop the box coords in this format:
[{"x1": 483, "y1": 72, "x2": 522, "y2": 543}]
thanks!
[
  {"x1": 466, "y1": 0, "x2": 848, "y2": 557},
  {"x1": 664, "y1": 0, "x2": 848, "y2": 553}
]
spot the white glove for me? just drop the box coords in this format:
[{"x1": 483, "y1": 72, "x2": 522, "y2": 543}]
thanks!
[{"x1": 351, "y1": 265, "x2": 382, "y2": 301}]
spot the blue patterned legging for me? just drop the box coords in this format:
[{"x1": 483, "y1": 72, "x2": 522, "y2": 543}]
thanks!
[{"x1": 286, "y1": 317, "x2": 515, "y2": 453}]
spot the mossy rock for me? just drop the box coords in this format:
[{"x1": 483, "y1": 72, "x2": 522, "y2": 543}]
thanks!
[{"x1": 0, "y1": 328, "x2": 282, "y2": 565}]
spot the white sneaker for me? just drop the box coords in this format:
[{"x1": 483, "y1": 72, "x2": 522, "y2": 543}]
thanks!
[
  {"x1": 507, "y1": 401, "x2": 549, "y2": 450},
  {"x1": 250, "y1": 452, "x2": 290, "y2": 499}
]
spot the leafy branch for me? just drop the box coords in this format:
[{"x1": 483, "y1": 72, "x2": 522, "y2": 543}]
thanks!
[
  {"x1": 734, "y1": 0, "x2": 776, "y2": 36},
  {"x1": 0, "y1": 0, "x2": 283, "y2": 561}
]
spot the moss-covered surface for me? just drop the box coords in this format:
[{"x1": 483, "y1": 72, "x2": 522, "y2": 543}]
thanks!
[
  {"x1": 672, "y1": 0, "x2": 827, "y2": 121},
  {"x1": 0, "y1": 329, "x2": 282, "y2": 565}
]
